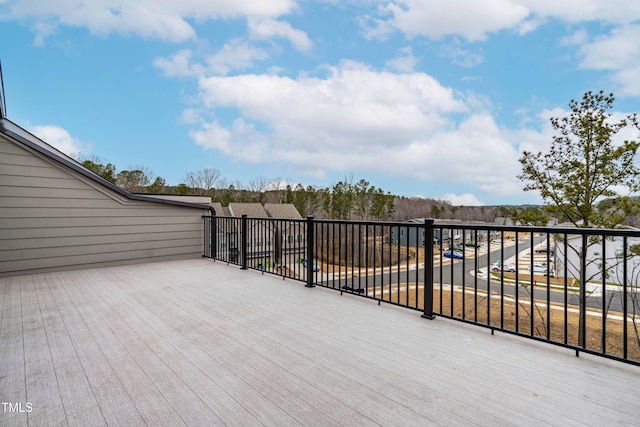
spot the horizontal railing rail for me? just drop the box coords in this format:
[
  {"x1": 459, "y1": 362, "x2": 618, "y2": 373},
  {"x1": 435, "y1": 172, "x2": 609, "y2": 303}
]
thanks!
[{"x1": 203, "y1": 214, "x2": 640, "y2": 366}]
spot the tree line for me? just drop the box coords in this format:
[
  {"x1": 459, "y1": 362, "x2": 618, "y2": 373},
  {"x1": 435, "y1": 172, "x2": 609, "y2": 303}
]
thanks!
[{"x1": 78, "y1": 156, "x2": 510, "y2": 222}]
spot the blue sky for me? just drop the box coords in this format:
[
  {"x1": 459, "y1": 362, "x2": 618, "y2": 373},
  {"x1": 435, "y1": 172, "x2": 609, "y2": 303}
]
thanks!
[{"x1": 1, "y1": 0, "x2": 639, "y2": 206}]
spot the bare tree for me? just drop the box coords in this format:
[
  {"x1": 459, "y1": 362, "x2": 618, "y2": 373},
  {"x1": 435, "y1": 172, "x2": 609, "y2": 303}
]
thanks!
[{"x1": 199, "y1": 168, "x2": 223, "y2": 195}]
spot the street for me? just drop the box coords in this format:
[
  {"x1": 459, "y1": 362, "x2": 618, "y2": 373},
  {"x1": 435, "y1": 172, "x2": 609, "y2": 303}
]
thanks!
[{"x1": 315, "y1": 234, "x2": 630, "y2": 313}]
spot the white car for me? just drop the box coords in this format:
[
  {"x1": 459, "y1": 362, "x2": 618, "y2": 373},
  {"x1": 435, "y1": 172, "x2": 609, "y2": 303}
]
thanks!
[
  {"x1": 491, "y1": 262, "x2": 516, "y2": 272},
  {"x1": 529, "y1": 262, "x2": 555, "y2": 277}
]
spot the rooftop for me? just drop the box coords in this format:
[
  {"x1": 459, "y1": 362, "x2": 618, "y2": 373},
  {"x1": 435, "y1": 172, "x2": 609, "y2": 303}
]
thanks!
[{"x1": 1, "y1": 259, "x2": 638, "y2": 425}]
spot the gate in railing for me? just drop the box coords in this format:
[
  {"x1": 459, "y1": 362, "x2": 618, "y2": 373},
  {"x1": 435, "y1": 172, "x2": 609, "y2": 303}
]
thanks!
[{"x1": 204, "y1": 214, "x2": 640, "y2": 366}]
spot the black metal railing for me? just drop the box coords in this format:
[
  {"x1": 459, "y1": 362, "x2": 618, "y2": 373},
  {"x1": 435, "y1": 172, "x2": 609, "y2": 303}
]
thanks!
[{"x1": 203, "y1": 215, "x2": 640, "y2": 366}]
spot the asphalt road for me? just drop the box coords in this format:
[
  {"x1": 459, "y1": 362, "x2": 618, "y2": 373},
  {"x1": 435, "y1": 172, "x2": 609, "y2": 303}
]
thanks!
[{"x1": 319, "y1": 235, "x2": 629, "y2": 313}]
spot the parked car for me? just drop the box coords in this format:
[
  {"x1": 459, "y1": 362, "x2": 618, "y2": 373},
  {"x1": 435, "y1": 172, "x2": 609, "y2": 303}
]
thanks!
[
  {"x1": 453, "y1": 244, "x2": 465, "y2": 251},
  {"x1": 465, "y1": 241, "x2": 482, "y2": 247},
  {"x1": 302, "y1": 259, "x2": 320, "y2": 272},
  {"x1": 529, "y1": 262, "x2": 555, "y2": 277},
  {"x1": 534, "y1": 247, "x2": 555, "y2": 255},
  {"x1": 443, "y1": 251, "x2": 464, "y2": 259},
  {"x1": 491, "y1": 262, "x2": 516, "y2": 272}
]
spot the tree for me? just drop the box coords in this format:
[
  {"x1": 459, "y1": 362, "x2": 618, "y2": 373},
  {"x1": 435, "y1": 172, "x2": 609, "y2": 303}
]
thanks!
[
  {"x1": 184, "y1": 168, "x2": 224, "y2": 195},
  {"x1": 353, "y1": 179, "x2": 375, "y2": 220},
  {"x1": 370, "y1": 188, "x2": 395, "y2": 220},
  {"x1": 147, "y1": 176, "x2": 166, "y2": 194},
  {"x1": 117, "y1": 167, "x2": 152, "y2": 193},
  {"x1": 80, "y1": 156, "x2": 117, "y2": 184},
  {"x1": 429, "y1": 204, "x2": 442, "y2": 219},
  {"x1": 292, "y1": 184, "x2": 320, "y2": 217},
  {"x1": 175, "y1": 183, "x2": 191, "y2": 195},
  {"x1": 330, "y1": 178, "x2": 355, "y2": 220},
  {"x1": 504, "y1": 206, "x2": 549, "y2": 226},
  {"x1": 519, "y1": 90, "x2": 640, "y2": 347},
  {"x1": 199, "y1": 168, "x2": 223, "y2": 195},
  {"x1": 519, "y1": 90, "x2": 640, "y2": 228},
  {"x1": 184, "y1": 172, "x2": 201, "y2": 194}
]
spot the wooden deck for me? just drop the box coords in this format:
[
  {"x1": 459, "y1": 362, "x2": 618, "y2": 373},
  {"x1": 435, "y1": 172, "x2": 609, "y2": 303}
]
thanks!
[{"x1": 1, "y1": 259, "x2": 639, "y2": 426}]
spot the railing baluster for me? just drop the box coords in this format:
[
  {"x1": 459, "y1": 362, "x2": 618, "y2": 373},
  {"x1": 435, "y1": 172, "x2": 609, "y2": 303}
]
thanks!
[
  {"x1": 601, "y1": 233, "x2": 606, "y2": 354},
  {"x1": 306, "y1": 216, "x2": 315, "y2": 288}
]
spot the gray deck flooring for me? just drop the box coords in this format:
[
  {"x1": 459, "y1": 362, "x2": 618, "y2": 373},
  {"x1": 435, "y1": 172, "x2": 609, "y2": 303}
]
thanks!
[{"x1": 1, "y1": 259, "x2": 639, "y2": 426}]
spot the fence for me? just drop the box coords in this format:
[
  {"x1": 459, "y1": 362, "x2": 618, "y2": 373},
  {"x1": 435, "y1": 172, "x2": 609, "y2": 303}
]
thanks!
[{"x1": 203, "y1": 214, "x2": 640, "y2": 366}]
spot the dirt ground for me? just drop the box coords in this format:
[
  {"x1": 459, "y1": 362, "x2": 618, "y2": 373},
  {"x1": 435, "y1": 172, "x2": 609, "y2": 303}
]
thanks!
[{"x1": 364, "y1": 284, "x2": 640, "y2": 362}]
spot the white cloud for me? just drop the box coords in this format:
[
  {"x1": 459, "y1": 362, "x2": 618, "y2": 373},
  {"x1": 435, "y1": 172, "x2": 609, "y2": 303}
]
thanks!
[
  {"x1": 560, "y1": 28, "x2": 588, "y2": 46},
  {"x1": 31, "y1": 21, "x2": 56, "y2": 47},
  {"x1": 206, "y1": 39, "x2": 270, "y2": 75},
  {"x1": 385, "y1": 46, "x2": 418, "y2": 72},
  {"x1": 370, "y1": 0, "x2": 530, "y2": 41},
  {"x1": 153, "y1": 49, "x2": 198, "y2": 77},
  {"x1": 247, "y1": 18, "x2": 313, "y2": 53},
  {"x1": 439, "y1": 41, "x2": 484, "y2": 68},
  {"x1": 188, "y1": 61, "x2": 532, "y2": 196},
  {"x1": 190, "y1": 118, "x2": 269, "y2": 160},
  {"x1": 364, "y1": 1, "x2": 640, "y2": 42},
  {"x1": 576, "y1": 25, "x2": 640, "y2": 96},
  {"x1": 154, "y1": 41, "x2": 269, "y2": 78},
  {"x1": 357, "y1": 1, "x2": 640, "y2": 96},
  {"x1": 179, "y1": 108, "x2": 202, "y2": 125},
  {"x1": 520, "y1": 0, "x2": 640, "y2": 25},
  {"x1": 439, "y1": 193, "x2": 485, "y2": 206},
  {"x1": 6, "y1": 0, "x2": 297, "y2": 43},
  {"x1": 29, "y1": 125, "x2": 89, "y2": 158}
]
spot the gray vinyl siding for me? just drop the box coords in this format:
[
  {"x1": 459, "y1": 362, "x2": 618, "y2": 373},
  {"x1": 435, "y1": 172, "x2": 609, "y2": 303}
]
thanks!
[{"x1": 0, "y1": 135, "x2": 207, "y2": 277}]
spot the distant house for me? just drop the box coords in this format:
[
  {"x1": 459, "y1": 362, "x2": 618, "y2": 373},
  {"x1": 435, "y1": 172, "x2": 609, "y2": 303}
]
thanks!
[
  {"x1": 391, "y1": 219, "x2": 467, "y2": 249},
  {"x1": 205, "y1": 202, "x2": 239, "y2": 262},
  {"x1": 554, "y1": 228, "x2": 640, "y2": 285},
  {"x1": 0, "y1": 118, "x2": 212, "y2": 277},
  {"x1": 206, "y1": 202, "x2": 305, "y2": 269},
  {"x1": 226, "y1": 203, "x2": 275, "y2": 268},
  {"x1": 264, "y1": 203, "x2": 306, "y2": 265},
  {"x1": 390, "y1": 219, "x2": 429, "y2": 247}
]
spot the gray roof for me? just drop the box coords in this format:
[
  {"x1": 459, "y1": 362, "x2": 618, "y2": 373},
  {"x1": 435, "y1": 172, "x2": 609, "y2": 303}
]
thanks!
[
  {"x1": 263, "y1": 203, "x2": 303, "y2": 219},
  {"x1": 228, "y1": 203, "x2": 269, "y2": 218},
  {"x1": 209, "y1": 202, "x2": 224, "y2": 216}
]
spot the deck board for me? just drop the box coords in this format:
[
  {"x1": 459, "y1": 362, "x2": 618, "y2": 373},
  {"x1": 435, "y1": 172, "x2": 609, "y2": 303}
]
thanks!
[
  {"x1": 32, "y1": 274, "x2": 105, "y2": 426},
  {"x1": 1, "y1": 259, "x2": 639, "y2": 426},
  {"x1": 20, "y1": 274, "x2": 67, "y2": 426},
  {"x1": 0, "y1": 277, "x2": 28, "y2": 427}
]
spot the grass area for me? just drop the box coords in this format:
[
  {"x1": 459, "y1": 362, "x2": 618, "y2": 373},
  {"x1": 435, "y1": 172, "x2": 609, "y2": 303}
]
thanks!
[{"x1": 364, "y1": 283, "x2": 640, "y2": 362}]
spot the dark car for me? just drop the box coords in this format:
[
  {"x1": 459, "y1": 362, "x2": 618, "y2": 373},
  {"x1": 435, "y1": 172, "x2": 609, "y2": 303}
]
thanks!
[
  {"x1": 534, "y1": 247, "x2": 555, "y2": 255},
  {"x1": 443, "y1": 251, "x2": 464, "y2": 259}
]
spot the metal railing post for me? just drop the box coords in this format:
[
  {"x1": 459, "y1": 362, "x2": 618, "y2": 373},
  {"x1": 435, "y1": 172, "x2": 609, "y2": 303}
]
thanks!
[
  {"x1": 306, "y1": 215, "x2": 315, "y2": 288},
  {"x1": 422, "y1": 218, "x2": 435, "y2": 319},
  {"x1": 211, "y1": 212, "x2": 217, "y2": 260},
  {"x1": 241, "y1": 214, "x2": 248, "y2": 270}
]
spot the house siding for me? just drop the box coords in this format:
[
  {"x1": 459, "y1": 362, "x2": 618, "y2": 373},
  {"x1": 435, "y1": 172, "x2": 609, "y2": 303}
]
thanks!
[{"x1": 0, "y1": 135, "x2": 207, "y2": 277}]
